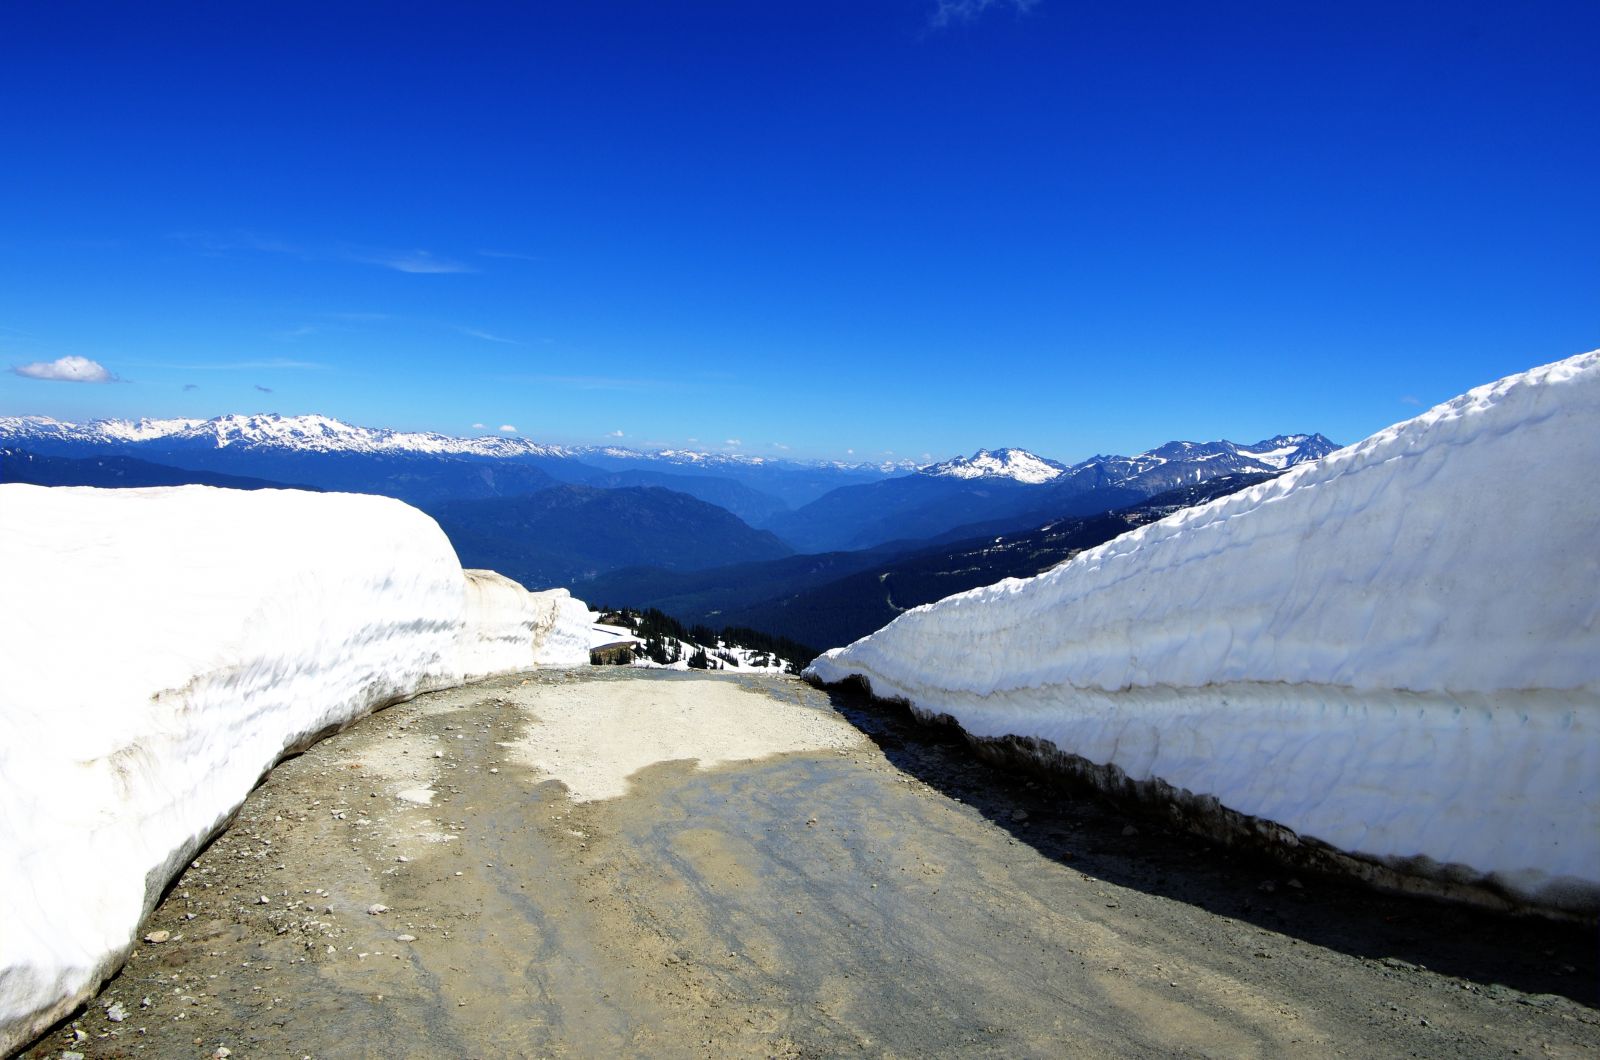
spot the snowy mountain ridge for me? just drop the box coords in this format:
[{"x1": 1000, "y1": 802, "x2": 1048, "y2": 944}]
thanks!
[
  {"x1": 921, "y1": 447, "x2": 1069, "y2": 483},
  {"x1": 0, "y1": 413, "x2": 915, "y2": 472},
  {"x1": 0, "y1": 414, "x2": 1332, "y2": 479}
]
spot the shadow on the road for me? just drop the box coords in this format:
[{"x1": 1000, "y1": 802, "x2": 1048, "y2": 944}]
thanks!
[{"x1": 814, "y1": 681, "x2": 1600, "y2": 1010}]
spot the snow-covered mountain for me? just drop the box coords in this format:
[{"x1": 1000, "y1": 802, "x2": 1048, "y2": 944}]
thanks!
[
  {"x1": 808, "y1": 351, "x2": 1600, "y2": 915},
  {"x1": 0, "y1": 412, "x2": 571, "y2": 457},
  {"x1": 922, "y1": 448, "x2": 1069, "y2": 484},
  {"x1": 767, "y1": 432, "x2": 1338, "y2": 554},
  {"x1": 0, "y1": 413, "x2": 911, "y2": 472},
  {"x1": 1045, "y1": 433, "x2": 1338, "y2": 490},
  {"x1": 916, "y1": 436, "x2": 1336, "y2": 489}
]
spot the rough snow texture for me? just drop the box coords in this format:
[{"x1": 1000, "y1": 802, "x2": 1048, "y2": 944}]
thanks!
[
  {"x1": 536, "y1": 592, "x2": 606, "y2": 667},
  {"x1": 0, "y1": 485, "x2": 596, "y2": 1054},
  {"x1": 810, "y1": 351, "x2": 1600, "y2": 914},
  {"x1": 457, "y1": 570, "x2": 597, "y2": 677}
]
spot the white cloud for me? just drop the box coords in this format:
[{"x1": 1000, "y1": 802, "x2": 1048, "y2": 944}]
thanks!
[
  {"x1": 772, "y1": 442, "x2": 790, "y2": 451},
  {"x1": 607, "y1": 429, "x2": 624, "y2": 438},
  {"x1": 357, "y1": 250, "x2": 474, "y2": 274},
  {"x1": 499, "y1": 424, "x2": 517, "y2": 434},
  {"x1": 1400, "y1": 395, "x2": 1423, "y2": 406},
  {"x1": 846, "y1": 448, "x2": 855, "y2": 455},
  {"x1": 725, "y1": 438, "x2": 742, "y2": 447},
  {"x1": 472, "y1": 422, "x2": 487, "y2": 430},
  {"x1": 458, "y1": 327, "x2": 521, "y2": 345},
  {"x1": 11, "y1": 355, "x2": 117, "y2": 383},
  {"x1": 931, "y1": 0, "x2": 1039, "y2": 28}
]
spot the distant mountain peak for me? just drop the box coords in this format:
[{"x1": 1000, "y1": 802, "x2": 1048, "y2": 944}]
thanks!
[{"x1": 922, "y1": 448, "x2": 1068, "y2": 484}]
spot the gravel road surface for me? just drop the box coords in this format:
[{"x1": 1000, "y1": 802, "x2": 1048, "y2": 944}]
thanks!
[{"x1": 23, "y1": 668, "x2": 1598, "y2": 1058}]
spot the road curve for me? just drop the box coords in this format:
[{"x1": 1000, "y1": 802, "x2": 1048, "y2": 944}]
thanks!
[{"x1": 21, "y1": 668, "x2": 1598, "y2": 1058}]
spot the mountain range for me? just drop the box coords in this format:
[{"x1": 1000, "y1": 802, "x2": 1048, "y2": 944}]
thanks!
[{"x1": 0, "y1": 414, "x2": 1339, "y2": 627}]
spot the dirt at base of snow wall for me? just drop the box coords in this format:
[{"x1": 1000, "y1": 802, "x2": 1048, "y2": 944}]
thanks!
[{"x1": 807, "y1": 673, "x2": 1600, "y2": 925}]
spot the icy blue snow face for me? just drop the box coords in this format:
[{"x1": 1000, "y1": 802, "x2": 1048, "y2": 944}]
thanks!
[{"x1": 810, "y1": 349, "x2": 1600, "y2": 913}]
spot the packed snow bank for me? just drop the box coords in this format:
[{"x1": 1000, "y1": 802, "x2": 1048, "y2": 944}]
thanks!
[
  {"x1": 809, "y1": 351, "x2": 1600, "y2": 914},
  {"x1": 0, "y1": 485, "x2": 596, "y2": 1054},
  {"x1": 538, "y1": 592, "x2": 606, "y2": 667},
  {"x1": 458, "y1": 570, "x2": 597, "y2": 676}
]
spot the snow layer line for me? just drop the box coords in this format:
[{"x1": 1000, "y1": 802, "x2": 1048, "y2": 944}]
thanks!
[
  {"x1": 0, "y1": 485, "x2": 595, "y2": 1054},
  {"x1": 808, "y1": 350, "x2": 1600, "y2": 912}
]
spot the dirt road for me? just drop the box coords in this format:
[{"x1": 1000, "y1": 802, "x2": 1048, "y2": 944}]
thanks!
[{"x1": 24, "y1": 668, "x2": 1598, "y2": 1058}]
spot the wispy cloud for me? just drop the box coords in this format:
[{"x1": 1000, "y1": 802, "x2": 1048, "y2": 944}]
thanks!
[
  {"x1": 254, "y1": 384, "x2": 274, "y2": 393},
  {"x1": 472, "y1": 422, "x2": 488, "y2": 430},
  {"x1": 607, "y1": 429, "x2": 625, "y2": 438},
  {"x1": 1400, "y1": 394, "x2": 1423, "y2": 406},
  {"x1": 457, "y1": 326, "x2": 522, "y2": 345},
  {"x1": 131, "y1": 357, "x2": 327, "y2": 372},
  {"x1": 12, "y1": 355, "x2": 119, "y2": 382},
  {"x1": 349, "y1": 249, "x2": 475, "y2": 275},
  {"x1": 499, "y1": 424, "x2": 517, "y2": 434},
  {"x1": 725, "y1": 438, "x2": 742, "y2": 448},
  {"x1": 930, "y1": 0, "x2": 1039, "y2": 28},
  {"x1": 771, "y1": 442, "x2": 790, "y2": 451},
  {"x1": 170, "y1": 231, "x2": 475, "y2": 275},
  {"x1": 184, "y1": 383, "x2": 199, "y2": 391},
  {"x1": 477, "y1": 249, "x2": 544, "y2": 263}
]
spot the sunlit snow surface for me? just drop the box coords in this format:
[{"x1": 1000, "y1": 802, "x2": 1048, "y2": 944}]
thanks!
[
  {"x1": 810, "y1": 351, "x2": 1600, "y2": 911},
  {"x1": 0, "y1": 486, "x2": 596, "y2": 1052}
]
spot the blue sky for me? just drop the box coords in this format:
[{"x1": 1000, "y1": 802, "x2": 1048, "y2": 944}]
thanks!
[{"x1": 2, "y1": 1, "x2": 1595, "y2": 463}]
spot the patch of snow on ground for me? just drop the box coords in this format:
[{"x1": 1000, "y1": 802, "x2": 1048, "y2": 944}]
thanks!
[
  {"x1": 508, "y1": 678, "x2": 865, "y2": 801},
  {"x1": 809, "y1": 350, "x2": 1600, "y2": 913}
]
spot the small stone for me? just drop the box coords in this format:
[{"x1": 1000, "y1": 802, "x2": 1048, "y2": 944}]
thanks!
[
  {"x1": 367, "y1": 904, "x2": 389, "y2": 915},
  {"x1": 488, "y1": 768, "x2": 499, "y2": 774},
  {"x1": 1258, "y1": 880, "x2": 1278, "y2": 894},
  {"x1": 143, "y1": 930, "x2": 171, "y2": 944},
  {"x1": 258, "y1": 895, "x2": 271, "y2": 904},
  {"x1": 1121, "y1": 825, "x2": 1138, "y2": 837},
  {"x1": 62, "y1": 1053, "x2": 85, "y2": 1060},
  {"x1": 1286, "y1": 878, "x2": 1304, "y2": 890},
  {"x1": 394, "y1": 934, "x2": 417, "y2": 943},
  {"x1": 433, "y1": 751, "x2": 444, "y2": 759},
  {"x1": 215, "y1": 1048, "x2": 233, "y2": 1058},
  {"x1": 106, "y1": 1001, "x2": 128, "y2": 1022},
  {"x1": 141, "y1": 996, "x2": 152, "y2": 1008},
  {"x1": 1010, "y1": 809, "x2": 1028, "y2": 822},
  {"x1": 395, "y1": 856, "x2": 410, "y2": 863}
]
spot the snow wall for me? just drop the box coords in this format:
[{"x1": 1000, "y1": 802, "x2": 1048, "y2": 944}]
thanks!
[
  {"x1": 808, "y1": 351, "x2": 1600, "y2": 915},
  {"x1": 0, "y1": 485, "x2": 598, "y2": 1055}
]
